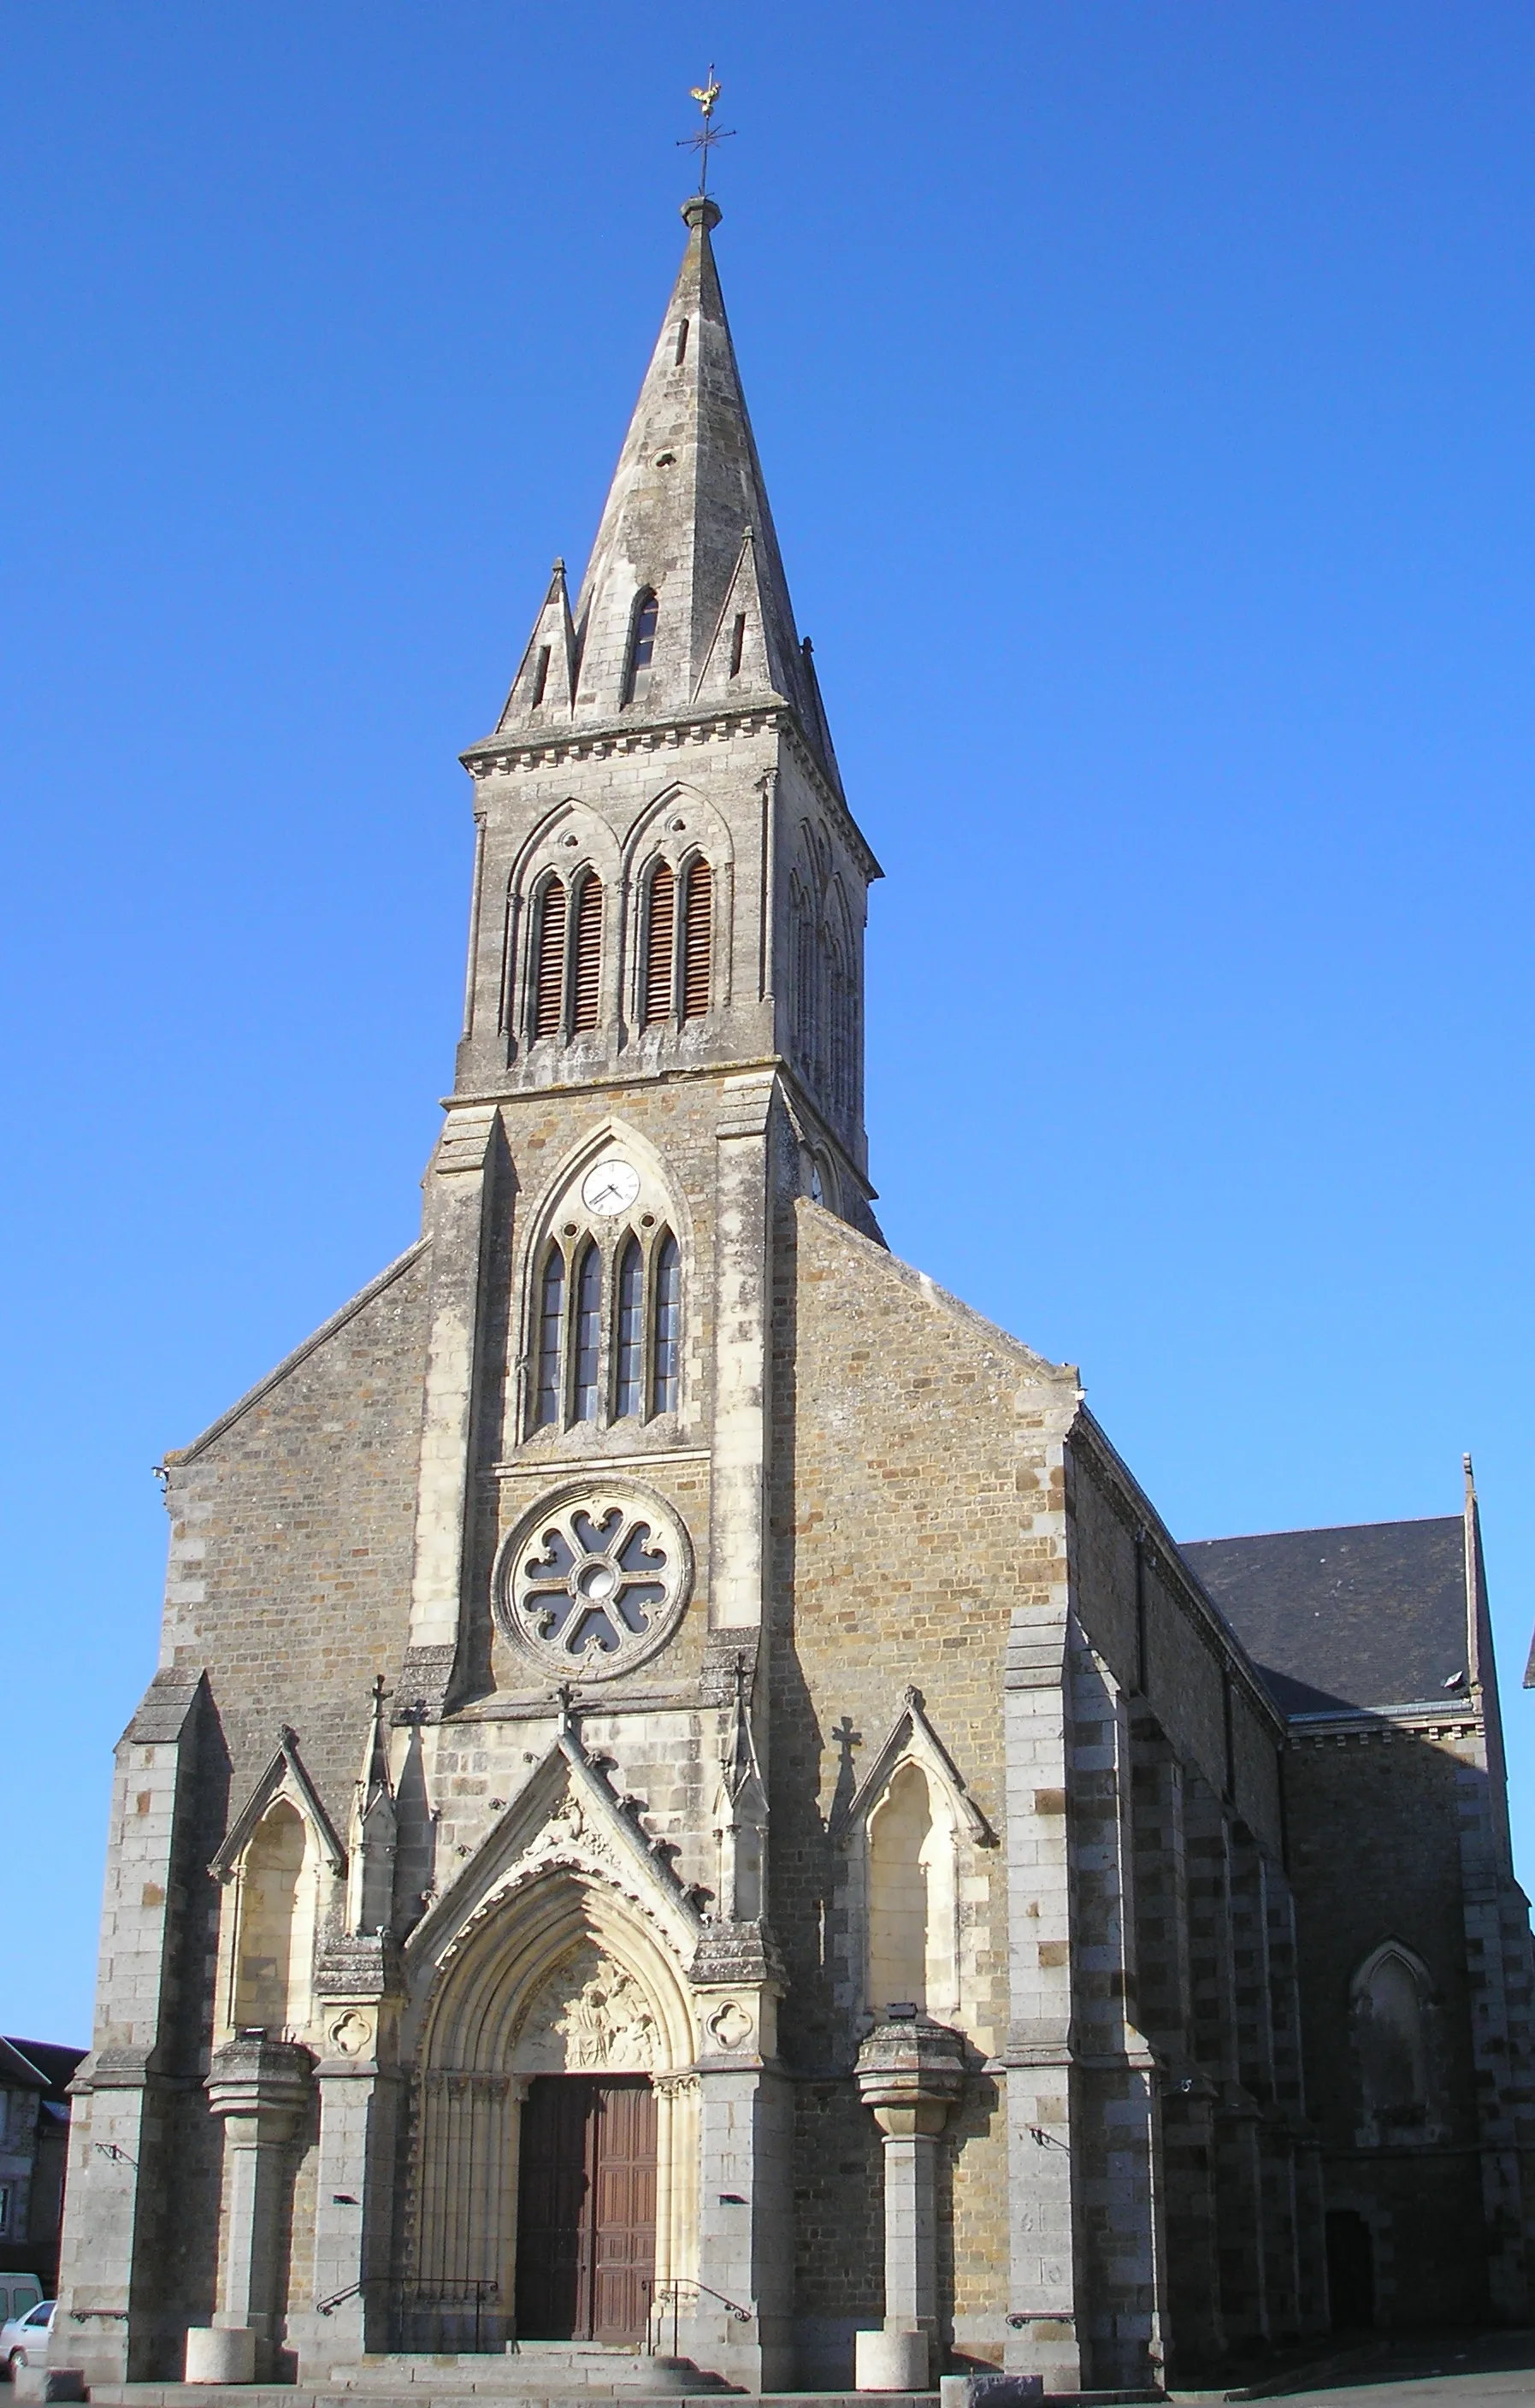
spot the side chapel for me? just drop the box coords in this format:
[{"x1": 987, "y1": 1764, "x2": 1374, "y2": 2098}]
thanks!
[{"x1": 57, "y1": 190, "x2": 1535, "y2": 2397}]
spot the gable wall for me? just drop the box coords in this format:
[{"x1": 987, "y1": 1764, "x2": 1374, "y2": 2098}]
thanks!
[{"x1": 158, "y1": 1248, "x2": 433, "y2": 1827}]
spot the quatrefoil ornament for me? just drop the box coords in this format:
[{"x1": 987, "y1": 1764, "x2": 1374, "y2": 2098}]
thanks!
[{"x1": 494, "y1": 1482, "x2": 694, "y2": 1679}]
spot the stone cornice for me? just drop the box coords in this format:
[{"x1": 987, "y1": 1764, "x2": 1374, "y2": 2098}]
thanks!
[
  {"x1": 461, "y1": 699, "x2": 883, "y2": 886},
  {"x1": 443, "y1": 1056, "x2": 877, "y2": 1203},
  {"x1": 1287, "y1": 1704, "x2": 1485, "y2": 1746}
]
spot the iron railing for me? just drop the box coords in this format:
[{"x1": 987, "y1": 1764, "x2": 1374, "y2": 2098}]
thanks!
[{"x1": 643, "y1": 2278, "x2": 753, "y2": 2360}]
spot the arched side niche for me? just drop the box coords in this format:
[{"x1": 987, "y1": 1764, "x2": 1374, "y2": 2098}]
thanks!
[
  {"x1": 210, "y1": 1736, "x2": 345, "y2": 2045},
  {"x1": 866, "y1": 1762, "x2": 956, "y2": 2018},
  {"x1": 828, "y1": 1689, "x2": 997, "y2": 2046},
  {"x1": 1350, "y1": 1939, "x2": 1443, "y2": 2145},
  {"x1": 406, "y1": 1872, "x2": 700, "y2": 2346}
]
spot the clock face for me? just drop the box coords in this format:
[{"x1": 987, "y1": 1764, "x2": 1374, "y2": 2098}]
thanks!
[{"x1": 581, "y1": 1158, "x2": 641, "y2": 1218}]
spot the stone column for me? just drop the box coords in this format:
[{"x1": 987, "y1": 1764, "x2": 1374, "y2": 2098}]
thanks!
[
  {"x1": 206, "y1": 2033, "x2": 314, "y2": 2379},
  {"x1": 854, "y1": 2014, "x2": 965, "y2": 2385}
]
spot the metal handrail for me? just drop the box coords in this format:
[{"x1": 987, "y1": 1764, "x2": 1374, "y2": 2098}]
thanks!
[{"x1": 643, "y1": 2276, "x2": 753, "y2": 2359}]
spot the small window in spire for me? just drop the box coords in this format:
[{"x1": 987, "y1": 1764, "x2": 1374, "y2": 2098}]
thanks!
[
  {"x1": 674, "y1": 320, "x2": 689, "y2": 366},
  {"x1": 623, "y1": 590, "x2": 658, "y2": 703},
  {"x1": 729, "y1": 614, "x2": 747, "y2": 678},
  {"x1": 530, "y1": 645, "x2": 552, "y2": 707}
]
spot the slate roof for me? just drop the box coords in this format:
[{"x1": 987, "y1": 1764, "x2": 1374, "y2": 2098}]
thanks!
[
  {"x1": 0, "y1": 2038, "x2": 86, "y2": 2102},
  {"x1": 1179, "y1": 1516, "x2": 1469, "y2": 1720}
]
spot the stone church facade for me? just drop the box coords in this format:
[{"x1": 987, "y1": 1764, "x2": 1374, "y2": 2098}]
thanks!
[{"x1": 57, "y1": 193, "x2": 1535, "y2": 2395}]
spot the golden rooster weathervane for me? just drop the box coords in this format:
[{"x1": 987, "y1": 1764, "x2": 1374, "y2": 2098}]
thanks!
[{"x1": 677, "y1": 67, "x2": 735, "y2": 193}]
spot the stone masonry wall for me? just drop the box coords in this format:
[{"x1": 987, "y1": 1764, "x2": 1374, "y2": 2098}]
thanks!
[{"x1": 770, "y1": 1195, "x2": 1081, "y2": 2371}]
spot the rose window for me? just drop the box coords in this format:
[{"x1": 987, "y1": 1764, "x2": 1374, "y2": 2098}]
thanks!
[{"x1": 495, "y1": 1484, "x2": 693, "y2": 1679}]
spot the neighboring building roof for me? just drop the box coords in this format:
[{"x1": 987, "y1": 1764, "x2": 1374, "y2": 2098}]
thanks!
[
  {"x1": 0, "y1": 2039, "x2": 86, "y2": 2103},
  {"x1": 1180, "y1": 1516, "x2": 1469, "y2": 1720}
]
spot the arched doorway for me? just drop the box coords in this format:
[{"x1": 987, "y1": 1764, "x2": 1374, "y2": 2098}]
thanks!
[{"x1": 408, "y1": 1874, "x2": 698, "y2": 2351}]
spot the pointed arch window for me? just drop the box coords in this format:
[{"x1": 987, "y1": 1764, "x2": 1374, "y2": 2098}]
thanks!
[
  {"x1": 643, "y1": 861, "x2": 676, "y2": 1025},
  {"x1": 534, "y1": 1248, "x2": 565, "y2": 1426},
  {"x1": 682, "y1": 859, "x2": 712, "y2": 1020},
  {"x1": 573, "y1": 1243, "x2": 603, "y2": 1422},
  {"x1": 615, "y1": 1237, "x2": 644, "y2": 1418},
  {"x1": 571, "y1": 873, "x2": 602, "y2": 1033},
  {"x1": 533, "y1": 878, "x2": 567, "y2": 1039},
  {"x1": 623, "y1": 590, "x2": 658, "y2": 704},
  {"x1": 652, "y1": 1233, "x2": 681, "y2": 1414},
  {"x1": 793, "y1": 884, "x2": 818, "y2": 1074},
  {"x1": 729, "y1": 612, "x2": 747, "y2": 677},
  {"x1": 530, "y1": 645, "x2": 552, "y2": 707}
]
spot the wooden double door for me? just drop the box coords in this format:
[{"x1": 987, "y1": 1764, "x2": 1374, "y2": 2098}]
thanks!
[{"x1": 515, "y1": 2076, "x2": 657, "y2": 2343}]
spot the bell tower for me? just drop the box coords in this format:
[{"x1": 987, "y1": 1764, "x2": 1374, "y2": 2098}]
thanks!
[{"x1": 379, "y1": 194, "x2": 883, "y2": 2386}]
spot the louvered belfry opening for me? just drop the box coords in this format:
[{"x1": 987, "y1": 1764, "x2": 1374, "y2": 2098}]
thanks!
[
  {"x1": 571, "y1": 874, "x2": 603, "y2": 1033},
  {"x1": 682, "y1": 859, "x2": 711, "y2": 1020},
  {"x1": 643, "y1": 862, "x2": 676, "y2": 1026},
  {"x1": 534, "y1": 879, "x2": 567, "y2": 1039}
]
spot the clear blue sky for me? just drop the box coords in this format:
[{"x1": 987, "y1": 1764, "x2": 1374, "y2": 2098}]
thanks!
[{"x1": 3, "y1": 3, "x2": 1532, "y2": 2044}]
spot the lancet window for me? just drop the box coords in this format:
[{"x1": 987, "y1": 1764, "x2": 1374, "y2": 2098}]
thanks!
[
  {"x1": 1352, "y1": 1942, "x2": 1439, "y2": 2142},
  {"x1": 652, "y1": 1234, "x2": 681, "y2": 1413},
  {"x1": 527, "y1": 1221, "x2": 683, "y2": 1436},
  {"x1": 573, "y1": 1244, "x2": 603, "y2": 1421}
]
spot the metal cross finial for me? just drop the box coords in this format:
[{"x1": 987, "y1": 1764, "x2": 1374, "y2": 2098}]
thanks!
[{"x1": 677, "y1": 67, "x2": 735, "y2": 193}]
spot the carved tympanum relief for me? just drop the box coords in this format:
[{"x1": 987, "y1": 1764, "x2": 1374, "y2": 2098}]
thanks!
[
  {"x1": 495, "y1": 1482, "x2": 693, "y2": 1678},
  {"x1": 514, "y1": 1939, "x2": 658, "y2": 2072}
]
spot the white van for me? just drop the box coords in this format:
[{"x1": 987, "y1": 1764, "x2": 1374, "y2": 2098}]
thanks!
[{"x1": 0, "y1": 2281, "x2": 41, "y2": 2334}]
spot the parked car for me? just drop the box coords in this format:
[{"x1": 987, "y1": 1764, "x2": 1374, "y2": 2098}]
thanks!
[
  {"x1": 0, "y1": 2287, "x2": 40, "y2": 2340},
  {"x1": 1, "y1": 2300, "x2": 54, "y2": 2376}
]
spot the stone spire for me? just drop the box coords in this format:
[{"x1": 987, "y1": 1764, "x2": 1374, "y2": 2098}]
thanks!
[{"x1": 491, "y1": 195, "x2": 842, "y2": 797}]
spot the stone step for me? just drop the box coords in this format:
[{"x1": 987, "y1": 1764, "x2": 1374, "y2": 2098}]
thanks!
[
  {"x1": 325, "y1": 2354, "x2": 738, "y2": 2399},
  {"x1": 83, "y1": 2389, "x2": 937, "y2": 2408}
]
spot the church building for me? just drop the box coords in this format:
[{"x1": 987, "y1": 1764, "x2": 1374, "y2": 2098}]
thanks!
[{"x1": 57, "y1": 190, "x2": 1535, "y2": 2398}]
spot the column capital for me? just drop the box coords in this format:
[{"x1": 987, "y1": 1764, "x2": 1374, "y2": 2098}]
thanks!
[
  {"x1": 206, "y1": 2031, "x2": 314, "y2": 2123},
  {"x1": 854, "y1": 2014, "x2": 965, "y2": 2136}
]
